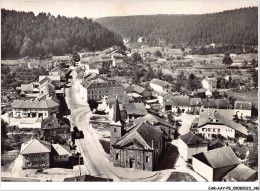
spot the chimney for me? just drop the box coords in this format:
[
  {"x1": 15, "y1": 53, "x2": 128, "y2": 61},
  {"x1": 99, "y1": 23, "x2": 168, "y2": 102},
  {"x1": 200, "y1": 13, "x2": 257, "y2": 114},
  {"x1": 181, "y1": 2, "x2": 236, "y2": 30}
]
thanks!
[{"x1": 151, "y1": 140, "x2": 154, "y2": 149}]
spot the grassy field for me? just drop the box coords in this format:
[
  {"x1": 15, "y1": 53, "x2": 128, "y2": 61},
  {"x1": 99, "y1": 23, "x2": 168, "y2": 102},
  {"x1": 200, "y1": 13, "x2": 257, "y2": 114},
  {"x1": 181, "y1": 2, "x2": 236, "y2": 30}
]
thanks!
[{"x1": 226, "y1": 90, "x2": 258, "y2": 108}]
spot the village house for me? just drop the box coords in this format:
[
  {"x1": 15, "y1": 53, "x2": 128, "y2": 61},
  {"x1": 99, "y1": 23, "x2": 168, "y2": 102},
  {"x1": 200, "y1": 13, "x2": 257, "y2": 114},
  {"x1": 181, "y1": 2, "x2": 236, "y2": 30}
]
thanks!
[
  {"x1": 78, "y1": 52, "x2": 99, "y2": 60},
  {"x1": 49, "y1": 67, "x2": 70, "y2": 82},
  {"x1": 190, "y1": 98, "x2": 203, "y2": 114},
  {"x1": 192, "y1": 146, "x2": 240, "y2": 181},
  {"x1": 85, "y1": 61, "x2": 103, "y2": 74},
  {"x1": 234, "y1": 101, "x2": 252, "y2": 118},
  {"x1": 202, "y1": 98, "x2": 217, "y2": 108},
  {"x1": 52, "y1": 56, "x2": 71, "y2": 67},
  {"x1": 38, "y1": 82, "x2": 56, "y2": 100},
  {"x1": 132, "y1": 113, "x2": 176, "y2": 141},
  {"x1": 124, "y1": 84, "x2": 152, "y2": 99},
  {"x1": 197, "y1": 108, "x2": 248, "y2": 139},
  {"x1": 12, "y1": 99, "x2": 60, "y2": 119},
  {"x1": 83, "y1": 82, "x2": 124, "y2": 101},
  {"x1": 41, "y1": 114, "x2": 71, "y2": 143},
  {"x1": 215, "y1": 99, "x2": 232, "y2": 109},
  {"x1": 120, "y1": 102, "x2": 148, "y2": 121},
  {"x1": 150, "y1": 78, "x2": 171, "y2": 94},
  {"x1": 52, "y1": 144, "x2": 71, "y2": 164},
  {"x1": 178, "y1": 132, "x2": 208, "y2": 162},
  {"x1": 163, "y1": 95, "x2": 191, "y2": 113},
  {"x1": 39, "y1": 75, "x2": 61, "y2": 88},
  {"x1": 202, "y1": 77, "x2": 217, "y2": 90},
  {"x1": 158, "y1": 92, "x2": 179, "y2": 105},
  {"x1": 103, "y1": 94, "x2": 134, "y2": 118},
  {"x1": 16, "y1": 82, "x2": 39, "y2": 94},
  {"x1": 20, "y1": 139, "x2": 51, "y2": 169},
  {"x1": 222, "y1": 164, "x2": 257, "y2": 182},
  {"x1": 109, "y1": 102, "x2": 164, "y2": 171}
]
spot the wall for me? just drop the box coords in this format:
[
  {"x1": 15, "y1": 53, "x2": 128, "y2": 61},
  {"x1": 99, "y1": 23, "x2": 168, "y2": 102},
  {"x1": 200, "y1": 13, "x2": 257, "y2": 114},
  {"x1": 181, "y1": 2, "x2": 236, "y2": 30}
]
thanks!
[
  {"x1": 53, "y1": 155, "x2": 69, "y2": 162},
  {"x1": 188, "y1": 144, "x2": 208, "y2": 161},
  {"x1": 178, "y1": 139, "x2": 189, "y2": 161},
  {"x1": 150, "y1": 83, "x2": 164, "y2": 93},
  {"x1": 22, "y1": 152, "x2": 50, "y2": 169},
  {"x1": 234, "y1": 109, "x2": 251, "y2": 118},
  {"x1": 199, "y1": 124, "x2": 235, "y2": 139},
  {"x1": 13, "y1": 108, "x2": 51, "y2": 119},
  {"x1": 192, "y1": 156, "x2": 213, "y2": 181}
]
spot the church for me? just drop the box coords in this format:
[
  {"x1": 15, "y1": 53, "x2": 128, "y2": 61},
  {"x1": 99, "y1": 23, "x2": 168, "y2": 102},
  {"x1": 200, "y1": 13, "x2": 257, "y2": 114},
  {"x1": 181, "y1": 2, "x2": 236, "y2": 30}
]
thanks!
[{"x1": 109, "y1": 98, "x2": 165, "y2": 171}]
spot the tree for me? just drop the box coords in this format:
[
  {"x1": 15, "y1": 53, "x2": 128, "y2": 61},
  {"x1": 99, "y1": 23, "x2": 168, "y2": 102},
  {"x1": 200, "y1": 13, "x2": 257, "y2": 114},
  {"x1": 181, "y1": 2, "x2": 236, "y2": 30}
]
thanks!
[
  {"x1": 88, "y1": 99, "x2": 99, "y2": 111},
  {"x1": 222, "y1": 53, "x2": 233, "y2": 66},
  {"x1": 155, "y1": 69, "x2": 163, "y2": 80},
  {"x1": 154, "y1": 50, "x2": 162, "y2": 58},
  {"x1": 242, "y1": 60, "x2": 248, "y2": 67},
  {"x1": 20, "y1": 37, "x2": 35, "y2": 57},
  {"x1": 251, "y1": 58, "x2": 257, "y2": 67},
  {"x1": 131, "y1": 52, "x2": 142, "y2": 64}
]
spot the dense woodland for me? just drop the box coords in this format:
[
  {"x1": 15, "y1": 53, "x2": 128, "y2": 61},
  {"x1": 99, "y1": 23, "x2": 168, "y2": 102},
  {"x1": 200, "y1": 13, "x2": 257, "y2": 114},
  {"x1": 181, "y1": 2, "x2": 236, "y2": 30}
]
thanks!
[
  {"x1": 1, "y1": 9, "x2": 124, "y2": 59},
  {"x1": 97, "y1": 7, "x2": 258, "y2": 47}
]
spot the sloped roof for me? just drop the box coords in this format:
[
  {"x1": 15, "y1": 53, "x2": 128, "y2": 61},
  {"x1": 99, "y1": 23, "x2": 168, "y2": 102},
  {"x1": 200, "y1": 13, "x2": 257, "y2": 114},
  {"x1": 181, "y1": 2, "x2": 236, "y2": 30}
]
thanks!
[
  {"x1": 106, "y1": 94, "x2": 133, "y2": 104},
  {"x1": 224, "y1": 164, "x2": 257, "y2": 181},
  {"x1": 131, "y1": 84, "x2": 146, "y2": 94},
  {"x1": 150, "y1": 78, "x2": 168, "y2": 87},
  {"x1": 20, "y1": 139, "x2": 51, "y2": 154},
  {"x1": 121, "y1": 103, "x2": 148, "y2": 116},
  {"x1": 52, "y1": 144, "x2": 71, "y2": 156},
  {"x1": 113, "y1": 121, "x2": 162, "y2": 150},
  {"x1": 132, "y1": 113, "x2": 173, "y2": 129},
  {"x1": 202, "y1": 98, "x2": 217, "y2": 108},
  {"x1": 85, "y1": 82, "x2": 123, "y2": 89},
  {"x1": 198, "y1": 109, "x2": 248, "y2": 135},
  {"x1": 190, "y1": 98, "x2": 203, "y2": 106},
  {"x1": 234, "y1": 101, "x2": 252, "y2": 110},
  {"x1": 42, "y1": 114, "x2": 70, "y2": 130},
  {"x1": 39, "y1": 75, "x2": 61, "y2": 82},
  {"x1": 193, "y1": 146, "x2": 239, "y2": 169},
  {"x1": 21, "y1": 84, "x2": 34, "y2": 92},
  {"x1": 12, "y1": 99, "x2": 59, "y2": 109},
  {"x1": 180, "y1": 132, "x2": 208, "y2": 145},
  {"x1": 215, "y1": 99, "x2": 232, "y2": 109},
  {"x1": 165, "y1": 96, "x2": 190, "y2": 107}
]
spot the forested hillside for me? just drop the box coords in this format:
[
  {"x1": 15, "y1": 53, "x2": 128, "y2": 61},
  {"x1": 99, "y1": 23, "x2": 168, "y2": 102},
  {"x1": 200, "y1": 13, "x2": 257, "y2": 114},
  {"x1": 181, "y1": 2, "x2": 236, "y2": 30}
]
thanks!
[
  {"x1": 1, "y1": 9, "x2": 124, "y2": 59},
  {"x1": 97, "y1": 7, "x2": 258, "y2": 47}
]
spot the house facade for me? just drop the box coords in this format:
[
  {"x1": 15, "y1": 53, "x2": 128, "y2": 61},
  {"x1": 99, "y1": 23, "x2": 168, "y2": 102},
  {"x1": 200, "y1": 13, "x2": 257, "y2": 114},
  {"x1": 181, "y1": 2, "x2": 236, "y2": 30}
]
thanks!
[
  {"x1": 179, "y1": 132, "x2": 208, "y2": 161},
  {"x1": 150, "y1": 78, "x2": 170, "y2": 94},
  {"x1": 20, "y1": 139, "x2": 51, "y2": 169},
  {"x1": 84, "y1": 82, "x2": 124, "y2": 101},
  {"x1": 12, "y1": 99, "x2": 59, "y2": 119},
  {"x1": 234, "y1": 101, "x2": 252, "y2": 118},
  {"x1": 202, "y1": 77, "x2": 217, "y2": 90},
  {"x1": 192, "y1": 146, "x2": 240, "y2": 181}
]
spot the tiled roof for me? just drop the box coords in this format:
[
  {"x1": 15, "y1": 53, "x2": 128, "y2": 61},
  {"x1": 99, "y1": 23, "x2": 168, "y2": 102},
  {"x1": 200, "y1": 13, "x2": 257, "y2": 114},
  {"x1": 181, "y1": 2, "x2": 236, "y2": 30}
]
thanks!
[
  {"x1": 21, "y1": 84, "x2": 34, "y2": 92},
  {"x1": 121, "y1": 103, "x2": 148, "y2": 116},
  {"x1": 132, "y1": 113, "x2": 173, "y2": 129},
  {"x1": 113, "y1": 121, "x2": 162, "y2": 149},
  {"x1": 198, "y1": 109, "x2": 248, "y2": 135},
  {"x1": 42, "y1": 114, "x2": 70, "y2": 130},
  {"x1": 106, "y1": 94, "x2": 133, "y2": 104},
  {"x1": 85, "y1": 82, "x2": 123, "y2": 89},
  {"x1": 193, "y1": 146, "x2": 239, "y2": 169},
  {"x1": 39, "y1": 75, "x2": 61, "y2": 82},
  {"x1": 190, "y1": 98, "x2": 203, "y2": 106},
  {"x1": 202, "y1": 98, "x2": 217, "y2": 108},
  {"x1": 52, "y1": 144, "x2": 71, "y2": 156},
  {"x1": 20, "y1": 139, "x2": 51, "y2": 154},
  {"x1": 224, "y1": 164, "x2": 257, "y2": 181},
  {"x1": 131, "y1": 84, "x2": 146, "y2": 94},
  {"x1": 150, "y1": 78, "x2": 169, "y2": 87},
  {"x1": 165, "y1": 96, "x2": 190, "y2": 107},
  {"x1": 215, "y1": 99, "x2": 232, "y2": 109},
  {"x1": 180, "y1": 132, "x2": 208, "y2": 145},
  {"x1": 234, "y1": 101, "x2": 252, "y2": 110},
  {"x1": 12, "y1": 99, "x2": 59, "y2": 109}
]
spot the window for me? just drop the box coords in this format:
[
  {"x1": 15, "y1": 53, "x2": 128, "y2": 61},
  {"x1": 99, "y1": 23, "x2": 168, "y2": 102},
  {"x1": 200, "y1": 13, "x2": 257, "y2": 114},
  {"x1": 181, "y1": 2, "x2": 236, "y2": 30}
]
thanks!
[
  {"x1": 208, "y1": 129, "x2": 211, "y2": 132},
  {"x1": 213, "y1": 129, "x2": 215, "y2": 132},
  {"x1": 114, "y1": 128, "x2": 117, "y2": 132},
  {"x1": 146, "y1": 156, "x2": 149, "y2": 163},
  {"x1": 116, "y1": 153, "x2": 119, "y2": 160},
  {"x1": 218, "y1": 129, "x2": 220, "y2": 133}
]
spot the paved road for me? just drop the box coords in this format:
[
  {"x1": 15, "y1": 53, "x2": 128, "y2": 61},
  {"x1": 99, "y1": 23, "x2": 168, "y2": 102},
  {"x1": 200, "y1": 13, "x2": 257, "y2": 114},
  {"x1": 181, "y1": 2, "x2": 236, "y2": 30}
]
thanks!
[{"x1": 65, "y1": 72, "x2": 171, "y2": 182}]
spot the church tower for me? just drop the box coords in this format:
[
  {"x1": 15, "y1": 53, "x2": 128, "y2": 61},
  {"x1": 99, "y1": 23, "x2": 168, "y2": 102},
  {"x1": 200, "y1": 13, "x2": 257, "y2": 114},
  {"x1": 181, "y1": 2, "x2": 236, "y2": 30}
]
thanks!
[{"x1": 109, "y1": 97, "x2": 124, "y2": 154}]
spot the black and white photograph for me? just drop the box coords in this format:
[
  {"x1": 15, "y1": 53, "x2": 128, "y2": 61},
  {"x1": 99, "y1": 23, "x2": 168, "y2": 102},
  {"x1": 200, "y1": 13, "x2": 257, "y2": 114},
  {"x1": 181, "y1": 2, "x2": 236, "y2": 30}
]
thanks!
[{"x1": 0, "y1": 0, "x2": 259, "y2": 190}]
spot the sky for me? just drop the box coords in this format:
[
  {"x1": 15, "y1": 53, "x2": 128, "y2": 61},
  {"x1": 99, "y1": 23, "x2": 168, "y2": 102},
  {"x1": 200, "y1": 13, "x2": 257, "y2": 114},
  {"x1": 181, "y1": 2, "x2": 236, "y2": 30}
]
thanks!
[{"x1": 1, "y1": 1, "x2": 258, "y2": 18}]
